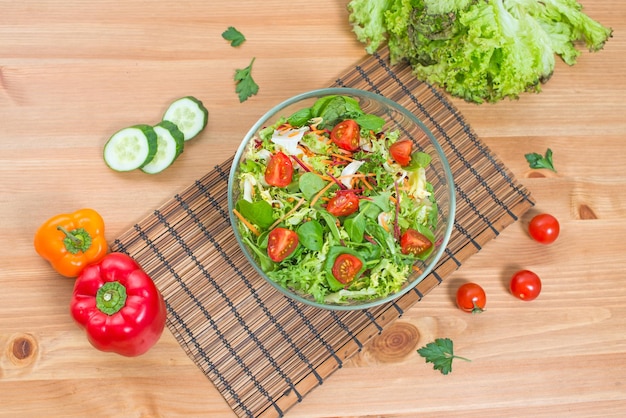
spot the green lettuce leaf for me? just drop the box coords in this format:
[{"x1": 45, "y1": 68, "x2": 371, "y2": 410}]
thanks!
[{"x1": 348, "y1": 0, "x2": 394, "y2": 53}]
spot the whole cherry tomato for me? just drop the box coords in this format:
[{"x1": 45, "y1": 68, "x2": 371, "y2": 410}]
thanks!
[
  {"x1": 400, "y1": 229, "x2": 433, "y2": 256},
  {"x1": 330, "y1": 120, "x2": 360, "y2": 151},
  {"x1": 456, "y1": 282, "x2": 487, "y2": 314},
  {"x1": 331, "y1": 253, "x2": 363, "y2": 284},
  {"x1": 510, "y1": 270, "x2": 542, "y2": 301},
  {"x1": 267, "y1": 227, "x2": 299, "y2": 262},
  {"x1": 528, "y1": 213, "x2": 560, "y2": 244},
  {"x1": 265, "y1": 151, "x2": 293, "y2": 187},
  {"x1": 326, "y1": 192, "x2": 360, "y2": 217},
  {"x1": 389, "y1": 140, "x2": 413, "y2": 166}
]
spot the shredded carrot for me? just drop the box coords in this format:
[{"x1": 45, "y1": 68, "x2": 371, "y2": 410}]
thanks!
[
  {"x1": 232, "y1": 209, "x2": 260, "y2": 237},
  {"x1": 331, "y1": 153, "x2": 354, "y2": 162},
  {"x1": 310, "y1": 172, "x2": 332, "y2": 182},
  {"x1": 379, "y1": 214, "x2": 390, "y2": 232},
  {"x1": 297, "y1": 145, "x2": 315, "y2": 157},
  {"x1": 335, "y1": 148, "x2": 353, "y2": 156},
  {"x1": 412, "y1": 265, "x2": 422, "y2": 273},
  {"x1": 338, "y1": 173, "x2": 375, "y2": 181},
  {"x1": 269, "y1": 197, "x2": 306, "y2": 230},
  {"x1": 310, "y1": 181, "x2": 336, "y2": 206},
  {"x1": 277, "y1": 123, "x2": 294, "y2": 132},
  {"x1": 360, "y1": 176, "x2": 374, "y2": 191},
  {"x1": 338, "y1": 173, "x2": 361, "y2": 178}
]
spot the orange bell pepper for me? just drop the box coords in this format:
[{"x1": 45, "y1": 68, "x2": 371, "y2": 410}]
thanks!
[{"x1": 34, "y1": 208, "x2": 108, "y2": 277}]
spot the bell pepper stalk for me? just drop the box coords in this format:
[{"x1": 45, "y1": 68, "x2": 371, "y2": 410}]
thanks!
[
  {"x1": 70, "y1": 252, "x2": 167, "y2": 357},
  {"x1": 34, "y1": 208, "x2": 108, "y2": 277}
]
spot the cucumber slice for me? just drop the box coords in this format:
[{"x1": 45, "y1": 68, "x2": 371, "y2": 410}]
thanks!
[
  {"x1": 162, "y1": 96, "x2": 208, "y2": 141},
  {"x1": 141, "y1": 120, "x2": 185, "y2": 174},
  {"x1": 103, "y1": 124, "x2": 157, "y2": 172}
]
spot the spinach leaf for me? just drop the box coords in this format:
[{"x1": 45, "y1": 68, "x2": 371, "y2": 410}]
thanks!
[
  {"x1": 288, "y1": 107, "x2": 312, "y2": 127},
  {"x1": 313, "y1": 95, "x2": 366, "y2": 129},
  {"x1": 318, "y1": 209, "x2": 341, "y2": 241},
  {"x1": 311, "y1": 95, "x2": 338, "y2": 118},
  {"x1": 365, "y1": 192, "x2": 392, "y2": 213},
  {"x1": 297, "y1": 220, "x2": 324, "y2": 251},
  {"x1": 405, "y1": 151, "x2": 432, "y2": 171},
  {"x1": 355, "y1": 113, "x2": 385, "y2": 132},
  {"x1": 243, "y1": 236, "x2": 274, "y2": 272},
  {"x1": 299, "y1": 172, "x2": 328, "y2": 200},
  {"x1": 344, "y1": 213, "x2": 366, "y2": 243},
  {"x1": 365, "y1": 222, "x2": 397, "y2": 258},
  {"x1": 323, "y1": 246, "x2": 367, "y2": 291},
  {"x1": 356, "y1": 241, "x2": 382, "y2": 261},
  {"x1": 236, "y1": 199, "x2": 274, "y2": 229}
]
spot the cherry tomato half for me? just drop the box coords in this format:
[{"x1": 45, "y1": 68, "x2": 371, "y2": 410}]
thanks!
[
  {"x1": 456, "y1": 282, "x2": 486, "y2": 314},
  {"x1": 330, "y1": 119, "x2": 360, "y2": 152},
  {"x1": 331, "y1": 253, "x2": 363, "y2": 284},
  {"x1": 510, "y1": 270, "x2": 542, "y2": 301},
  {"x1": 326, "y1": 192, "x2": 360, "y2": 217},
  {"x1": 265, "y1": 151, "x2": 294, "y2": 187},
  {"x1": 400, "y1": 229, "x2": 433, "y2": 256},
  {"x1": 528, "y1": 213, "x2": 560, "y2": 245},
  {"x1": 267, "y1": 227, "x2": 299, "y2": 262},
  {"x1": 389, "y1": 140, "x2": 413, "y2": 166}
]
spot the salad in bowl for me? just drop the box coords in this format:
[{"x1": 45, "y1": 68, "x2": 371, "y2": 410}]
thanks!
[{"x1": 228, "y1": 88, "x2": 455, "y2": 310}]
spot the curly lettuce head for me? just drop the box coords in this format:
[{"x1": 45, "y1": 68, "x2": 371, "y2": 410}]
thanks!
[{"x1": 348, "y1": 0, "x2": 612, "y2": 103}]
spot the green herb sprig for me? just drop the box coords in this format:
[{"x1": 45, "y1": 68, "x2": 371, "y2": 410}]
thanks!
[
  {"x1": 417, "y1": 338, "x2": 471, "y2": 375},
  {"x1": 222, "y1": 26, "x2": 246, "y2": 47},
  {"x1": 234, "y1": 57, "x2": 259, "y2": 103},
  {"x1": 525, "y1": 148, "x2": 557, "y2": 172}
]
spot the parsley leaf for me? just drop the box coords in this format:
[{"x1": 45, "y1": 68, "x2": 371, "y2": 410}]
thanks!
[
  {"x1": 417, "y1": 338, "x2": 471, "y2": 375},
  {"x1": 234, "y1": 57, "x2": 259, "y2": 103},
  {"x1": 222, "y1": 26, "x2": 246, "y2": 47},
  {"x1": 525, "y1": 148, "x2": 557, "y2": 172}
]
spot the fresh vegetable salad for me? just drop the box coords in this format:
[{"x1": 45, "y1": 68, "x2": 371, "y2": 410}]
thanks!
[{"x1": 232, "y1": 95, "x2": 439, "y2": 304}]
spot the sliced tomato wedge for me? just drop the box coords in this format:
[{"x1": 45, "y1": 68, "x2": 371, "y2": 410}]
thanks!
[
  {"x1": 330, "y1": 119, "x2": 360, "y2": 152},
  {"x1": 389, "y1": 140, "x2": 413, "y2": 166},
  {"x1": 331, "y1": 253, "x2": 363, "y2": 284},
  {"x1": 326, "y1": 192, "x2": 360, "y2": 217},
  {"x1": 400, "y1": 229, "x2": 433, "y2": 256},
  {"x1": 265, "y1": 151, "x2": 293, "y2": 187},
  {"x1": 267, "y1": 227, "x2": 299, "y2": 262}
]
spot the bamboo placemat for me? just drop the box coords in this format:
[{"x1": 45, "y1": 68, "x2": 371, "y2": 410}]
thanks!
[{"x1": 112, "y1": 48, "x2": 534, "y2": 418}]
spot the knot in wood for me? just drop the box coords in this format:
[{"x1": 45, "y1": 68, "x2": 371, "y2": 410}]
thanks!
[
  {"x1": 369, "y1": 322, "x2": 419, "y2": 363},
  {"x1": 578, "y1": 204, "x2": 598, "y2": 220},
  {"x1": 7, "y1": 333, "x2": 38, "y2": 366}
]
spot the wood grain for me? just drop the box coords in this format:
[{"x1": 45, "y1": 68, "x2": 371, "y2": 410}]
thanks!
[{"x1": 1, "y1": 1, "x2": 625, "y2": 417}]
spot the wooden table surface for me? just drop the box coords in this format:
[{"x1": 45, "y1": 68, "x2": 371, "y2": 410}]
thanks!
[{"x1": 2, "y1": 1, "x2": 625, "y2": 417}]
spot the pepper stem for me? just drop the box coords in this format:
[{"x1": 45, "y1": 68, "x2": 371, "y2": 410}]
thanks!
[
  {"x1": 57, "y1": 226, "x2": 92, "y2": 254},
  {"x1": 96, "y1": 282, "x2": 127, "y2": 315},
  {"x1": 57, "y1": 225, "x2": 82, "y2": 245}
]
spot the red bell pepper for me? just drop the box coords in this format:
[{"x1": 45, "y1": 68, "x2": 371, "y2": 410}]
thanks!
[{"x1": 70, "y1": 252, "x2": 167, "y2": 357}]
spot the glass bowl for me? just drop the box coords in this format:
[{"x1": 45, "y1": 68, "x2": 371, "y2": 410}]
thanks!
[{"x1": 228, "y1": 88, "x2": 455, "y2": 310}]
